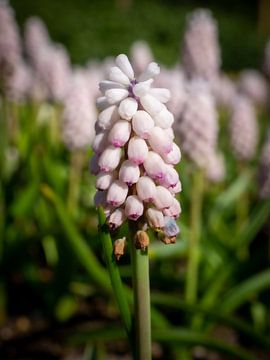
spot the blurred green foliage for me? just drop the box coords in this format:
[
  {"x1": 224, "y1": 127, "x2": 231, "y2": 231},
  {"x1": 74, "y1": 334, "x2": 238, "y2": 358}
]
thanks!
[{"x1": 11, "y1": 0, "x2": 267, "y2": 70}]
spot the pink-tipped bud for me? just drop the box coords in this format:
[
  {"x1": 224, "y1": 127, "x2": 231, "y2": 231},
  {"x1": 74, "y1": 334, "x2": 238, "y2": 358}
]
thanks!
[
  {"x1": 98, "y1": 146, "x2": 122, "y2": 172},
  {"x1": 90, "y1": 154, "x2": 100, "y2": 175},
  {"x1": 143, "y1": 151, "x2": 166, "y2": 181},
  {"x1": 116, "y1": 54, "x2": 134, "y2": 79},
  {"x1": 169, "y1": 181, "x2": 182, "y2": 194},
  {"x1": 118, "y1": 97, "x2": 138, "y2": 120},
  {"x1": 109, "y1": 208, "x2": 126, "y2": 230},
  {"x1": 107, "y1": 180, "x2": 128, "y2": 206},
  {"x1": 108, "y1": 120, "x2": 131, "y2": 147},
  {"x1": 148, "y1": 127, "x2": 173, "y2": 155},
  {"x1": 132, "y1": 110, "x2": 155, "y2": 139},
  {"x1": 96, "y1": 171, "x2": 116, "y2": 190},
  {"x1": 153, "y1": 109, "x2": 174, "y2": 129},
  {"x1": 128, "y1": 136, "x2": 148, "y2": 165},
  {"x1": 92, "y1": 131, "x2": 108, "y2": 154},
  {"x1": 109, "y1": 66, "x2": 130, "y2": 86},
  {"x1": 146, "y1": 208, "x2": 165, "y2": 228},
  {"x1": 140, "y1": 94, "x2": 165, "y2": 116},
  {"x1": 154, "y1": 186, "x2": 174, "y2": 209},
  {"x1": 163, "y1": 198, "x2": 181, "y2": 219},
  {"x1": 159, "y1": 165, "x2": 179, "y2": 188},
  {"x1": 98, "y1": 105, "x2": 119, "y2": 130},
  {"x1": 162, "y1": 143, "x2": 181, "y2": 165},
  {"x1": 105, "y1": 88, "x2": 129, "y2": 104},
  {"x1": 150, "y1": 88, "x2": 171, "y2": 103},
  {"x1": 119, "y1": 160, "x2": 140, "y2": 186},
  {"x1": 136, "y1": 176, "x2": 157, "y2": 202},
  {"x1": 124, "y1": 195, "x2": 144, "y2": 221}
]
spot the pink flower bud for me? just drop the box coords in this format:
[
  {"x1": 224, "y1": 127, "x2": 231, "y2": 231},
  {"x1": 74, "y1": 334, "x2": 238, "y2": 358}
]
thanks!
[
  {"x1": 90, "y1": 154, "x2": 100, "y2": 175},
  {"x1": 143, "y1": 151, "x2": 166, "y2": 181},
  {"x1": 169, "y1": 181, "x2": 182, "y2": 194},
  {"x1": 164, "y1": 127, "x2": 175, "y2": 140},
  {"x1": 96, "y1": 171, "x2": 116, "y2": 190},
  {"x1": 116, "y1": 54, "x2": 134, "y2": 79},
  {"x1": 150, "y1": 88, "x2": 171, "y2": 103},
  {"x1": 148, "y1": 127, "x2": 173, "y2": 154},
  {"x1": 99, "y1": 80, "x2": 125, "y2": 94},
  {"x1": 154, "y1": 186, "x2": 174, "y2": 209},
  {"x1": 162, "y1": 143, "x2": 181, "y2": 165},
  {"x1": 128, "y1": 136, "x2": 148, "y2": 165},
  {"x1": 139, "y1": 62, "x2": 160, "y2": 82},
  {"x1": 98, "y1": 105, "x2": 119, "y2": 130},
  {"x1": 153, "y1": 109, "x2": 174, "y2": 129},
  {"x1": 105, "y1": 88, "x2": 129, "y2": 104},
  {"x1": 125, "y1": 195, "x2": 144, "y2": 220},
  {"x1": 163, "y1": 198, "x2": 181, "y2": 219},
  {"x1": 159, "y1": 165, "x2": 179, "y2": 188},
  {"x1": 119, "y1": 160, "x2": 140, "y2": 186},
  {"x1": 109, "y1": 66, "x2": 130, "y2": 86},
  {"x1": 92, "y1": 131, "x2": 108, "y2": 154},
  {"x1": 108, "y1": 208, "x2": 126, "y2": 230},
  {"x1": 132, "y1": 110, "x2": 154, "y2": 139},
  {"x1": 136, "y1": 176, "x2": 157, "y2": 202},
  {"x1": 108, "y1": 120, "x2": 131, "y2": 147},
  {"x1": 118, "y1": 97, "x2": 138, "y2": 120},
  {"x1": 140, "y1": 94, "x2": 165, "y2": 116},
  {"x1": 94, "y1": 190, "x2": 107, "y2": 207},
  {"x1": 146, "y1": 208, "x2": 164, "y2": 228},
  {"x1": 107, "y1": 180, "x2": 128, "y2": 206},
  {"x1": 98, "y1": 146, "x2": 122, "y2": 172}
]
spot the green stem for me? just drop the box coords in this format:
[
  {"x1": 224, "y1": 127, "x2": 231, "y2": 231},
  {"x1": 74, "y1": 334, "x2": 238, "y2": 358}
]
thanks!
[
  {"x1": 130, "y1": 227, "x2": 151, "y2": 360},
  {"x1": 185, "y1": 170, "x2": 204, "y2": 304},
  {"x1": 97, "y1": 208, "x2": 132, "y2": 342}
]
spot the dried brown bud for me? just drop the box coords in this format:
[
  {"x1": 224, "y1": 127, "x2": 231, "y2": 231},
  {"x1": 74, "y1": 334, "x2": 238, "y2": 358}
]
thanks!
[
  {"x1": 162, "y1": 236, "x2": 176, "y2": 245},
  {"x1": 135, "y1": 230, "x2": 149, "y2": 251},
  {"x1": 113, "y1": 237, "x2": 126, "y2": 261}
]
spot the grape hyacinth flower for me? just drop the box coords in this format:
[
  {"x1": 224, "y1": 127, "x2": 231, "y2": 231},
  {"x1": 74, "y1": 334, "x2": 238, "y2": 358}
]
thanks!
[
  {"x1": 238, "y1": 70, "x2": 268, "y2": 106},
  {"x1": 92, "y1": 54, "x2": 181, "y2": 246},
  {"x1": 229, "y1": 95, "x2": 258, "y2": 162}
]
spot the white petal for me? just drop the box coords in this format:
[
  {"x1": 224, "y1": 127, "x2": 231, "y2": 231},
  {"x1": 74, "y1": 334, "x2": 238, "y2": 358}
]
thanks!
[
  {"x1": 118, "y1": 97, "x2": 138, "y2": 120},
  {"x1": 140, "y1": 94, "x2": 165, "y2": 116},
  {"x1": 98, "y1": 105, "x2": 119, "y2": 130},
  {"x1": 138, "y1": 62, "x2": 160, "y2": 82},
  {"x1": 109, "y1": 66, "x2": 130, "y2": 86},
  {"x1": 133, "y1": 79, "x2": 153, "y2": 97},
  {"x1": 99, "y1": 80, "x2": 125, "y2": 94},
  {"x1": 96, "y1": 96, "x2": 110, "y2": 111},
  {"x1": 150, "y1": 88, "x2": 171, "y2": 103},
  {"x1": 105, "y1": 88, "x2": 129, "y2": 104},
  {"x1": 153, "y1": 109, "x2": 174, "y2": 129},
  {"x1": 115, "y1": 54, "x2": 134, "y2": 80}
]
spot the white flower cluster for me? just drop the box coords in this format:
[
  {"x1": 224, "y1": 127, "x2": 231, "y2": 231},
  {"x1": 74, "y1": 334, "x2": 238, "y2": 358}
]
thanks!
[
  {"x1": 175, "y1": 80, "x2": 224, "y2": 182},
  {"x1": 229, "y1": 95, "x2": 258, "y2": 162},
  {"x1": 182, "y1": 9, "x2": 220, "y2": 81},
  {"x1": 238, "y1": 70, "x2": 268, "y2": 106},
  {"x1": 91, "y1": 54, "x2": 181, "y2": 240},
  {"x1": 258, "y1": 132, "x2": 270, "y2": 199}
]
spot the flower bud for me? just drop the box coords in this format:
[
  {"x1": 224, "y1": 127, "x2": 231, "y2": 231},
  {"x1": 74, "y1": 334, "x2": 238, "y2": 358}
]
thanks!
[
  {"x1": 107, "y1": 180, "x2": 128, "y2": 206},
  {"x1": 146, "y1": 208, "x2": 164, "y2": 228},
  {"x1": 154, "y1": 186, "x2": 174, "y2": 209},
  {"x1": 116, "y1": 54, "x2": 134, "y2": 79},
  {"x1": 163, "y1": 198, "x2": 182, "y2": 219},
  {"x1": 135, "y1": 231, "x2": 149, "y2": 250},
  {"x1": 148, "y1": 127, "x2": 173, "y2": 155},
  {"x1": 150, "y1": 88, "x2": 171, "y2": 103},
  {"x1": 164, "y1": 216, "x2": 180, "y2": 237},
  {"x1": 108, "y1": 120, "x2": 131, "y2": 147},
  {"x1": 96, "y1": 171, "x2": 116, "y2": 190},
  {"x1": 140, "y1": 94, "x2": 165, "y2": 116},
  {"x1": 136, "y1": 176, "x2": 156, "y2": 202},
  {"x1": 113, "y1": 237, "x2": 126, "y2": 260},
  {"x1": 118, "y1": 97, "x2": 138, "y2": 120},
  {"x1": 128, "y1": 136, "x2": 148, "y2": 165},
  {"x1": 89, "y1": 154, "x2": 100, "y2": 175},
  {"x1": 153, "y1": 109, "x2": 174, "y2": 129},
  {"x1": 125, "y1": 195, "x2": 144, "y2": 220},
  {"x1": 99, "y1": 80, "x2": 125, "y2": 94},
  {"x1": 159, "y1": 165, "x2": 179, "y2": 188},
  {"x1": 92, "y1": 131, "x2": 108, "y2": 154},
  {"x1": 133, "y1": 79, "x2": 153, "y2": 97},
  {"x1": 94, "y1": 190, "x2": 107, "y2": 207},
  {"x1": 132, "y1": 110, "x2": 154, "y2": 139},
  {"x1": 169, "y1": 181, "x2": 182, "y2": 194},
  {"x1": 143, "y1": 151, "x2": 166, "y2": 181},
  {"x1": 96, "y1": 96, "x2": 111, "y2": 111},
  {"x1": 119, "y1": 160, "x2": 140, "y2": 186},
  {"x1": 109, "y1": 66, "x2": 130, "y2": 86},
  {"x1": 105, "y1": 88, "x2": 129, "y2": 104},
  {"x1": 98, "y1": 146, "x2": 122, "y2": 172},
  {"x1": 98, "y1": 105, "x2": 119, "y2": 130},
  {"x1": 139, "y1": 62, "x2": 160, "y2": 81},
  {"x1": 109, "y1": 208, "x2": 126, "y2": 230},
  {"x1": 162, "y1": 143, "x2": 181, "y2": 164}
]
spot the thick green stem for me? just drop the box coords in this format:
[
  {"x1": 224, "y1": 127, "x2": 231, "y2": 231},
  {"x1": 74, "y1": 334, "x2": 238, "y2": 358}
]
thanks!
[
  {"x1": 185, "y1": 170, "x2": 204, "y2": 304},
  {"x1": 130, "y1": 228, "x2": 151, "y2": 360}
]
